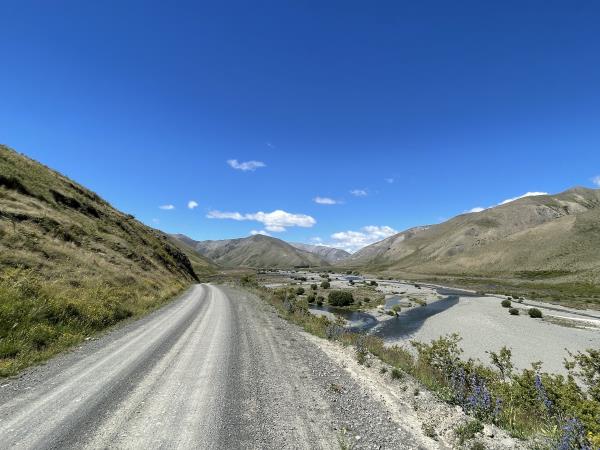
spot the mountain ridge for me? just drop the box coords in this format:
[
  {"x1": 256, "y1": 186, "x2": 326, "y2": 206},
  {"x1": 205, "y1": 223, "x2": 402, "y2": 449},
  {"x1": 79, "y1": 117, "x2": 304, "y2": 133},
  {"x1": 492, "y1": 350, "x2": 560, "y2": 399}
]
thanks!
[
  {"x1": 171, "y1": 234, "x2": 328, "y2": 268},
  {"x1": 347, "y1": 187, "x2": 600, "y2": 285}
]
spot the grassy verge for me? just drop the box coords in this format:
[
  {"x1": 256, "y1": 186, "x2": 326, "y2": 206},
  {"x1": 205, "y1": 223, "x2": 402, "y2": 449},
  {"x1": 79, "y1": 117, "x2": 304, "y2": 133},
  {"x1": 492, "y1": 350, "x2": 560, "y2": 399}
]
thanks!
[
  {"x1": 241, "y1": 278, "x2": 600, "y2": 449},
  {"x1": 0, "y1": 268, "x2": 189, "y2": 377}
]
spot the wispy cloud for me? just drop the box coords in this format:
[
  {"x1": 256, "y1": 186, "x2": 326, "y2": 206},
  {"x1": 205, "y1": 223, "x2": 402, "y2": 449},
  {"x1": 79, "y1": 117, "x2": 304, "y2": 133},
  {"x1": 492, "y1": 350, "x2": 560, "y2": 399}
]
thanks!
[
  {"x1": 159, "y1": 204, "x2": 175, "y2": 210},
  {"x1": 227, "y1": 159, "x2": 266, "y2": 171},
  {"x1": 466, "y1": 191, "x2": 548, "y2": 213},
  {"x1": 314, "y1": 196, "x2": 338, "y2": 205},
  {"x1": 329, "y1": 225, "x2": 397, "y2": 253},
  {"x1": 187, "y1": 200, "x2": 199, "y2": 209},
  {"x1": 250, "y1": 229, "x2": 271, "y2": 236},
  {"x1": 207, "y1": 209, "x2": 316, "y2": 232},
  {"x1": 350, "y1": 189, "x2": 368, "y2": 197},
  {"x1": 592, "y1": 175, "x2": 600, "y2": 187},
  {"x1": 385, "y1": 178, "x2": 394, "y2": 184},
  {"x1": 265, "y1": 142, "x2": 275, "y2": 149}
]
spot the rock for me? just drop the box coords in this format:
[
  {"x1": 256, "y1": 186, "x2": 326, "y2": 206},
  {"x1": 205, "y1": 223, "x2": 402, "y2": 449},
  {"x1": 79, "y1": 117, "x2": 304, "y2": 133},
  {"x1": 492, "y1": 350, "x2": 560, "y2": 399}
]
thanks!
[{"x1": 483, "y1": 424, "x2": 495, "y2": 438}]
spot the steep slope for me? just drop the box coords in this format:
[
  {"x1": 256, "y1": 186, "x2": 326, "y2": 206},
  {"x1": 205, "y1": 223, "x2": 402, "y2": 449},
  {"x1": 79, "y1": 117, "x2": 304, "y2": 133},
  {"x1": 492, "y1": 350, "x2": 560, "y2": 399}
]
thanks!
[
  {"x1": 167, "y1": 235, "x2": 219, "y2": 276},
  {"x1": 172, "y1": 234, "x2": 328, "y2": 268},
  {"x1": 350, "y1": 188, "x2": 600, "y2": 283},
  {"x1": 289, "y1": 243, "x2": 350, "y2": 263},
  {"x1": 0, "y1": 145, "x2": 209, "y2": 375}
]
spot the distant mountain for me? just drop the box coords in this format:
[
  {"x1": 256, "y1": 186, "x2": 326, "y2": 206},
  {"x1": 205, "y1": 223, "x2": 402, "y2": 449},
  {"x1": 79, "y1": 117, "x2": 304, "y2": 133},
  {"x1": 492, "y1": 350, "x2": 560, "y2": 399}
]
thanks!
[
  {"x1": 349, "y1": 187, "x2": 600, "y2": 283},
  {"x1": 171, "y1": 234, "x2": 328, "y2": 268},
  {"x1": 289, "y1": 243, "x2": 350, "y2": 263}
]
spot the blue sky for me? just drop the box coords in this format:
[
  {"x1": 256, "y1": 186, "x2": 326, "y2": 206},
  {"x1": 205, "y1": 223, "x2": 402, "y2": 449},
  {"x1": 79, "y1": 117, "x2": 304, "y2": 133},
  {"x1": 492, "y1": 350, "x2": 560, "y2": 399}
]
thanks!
[{"x1": 1, "y1": 1, "x2": 600, "y2": 251}]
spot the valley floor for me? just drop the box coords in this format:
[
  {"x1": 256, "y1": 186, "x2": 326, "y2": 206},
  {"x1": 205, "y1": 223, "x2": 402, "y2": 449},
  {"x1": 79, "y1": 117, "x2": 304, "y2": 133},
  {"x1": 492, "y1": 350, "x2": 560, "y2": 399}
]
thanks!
[{"x1": 263, "y1": 271, "x2": 600, "y2": 375}]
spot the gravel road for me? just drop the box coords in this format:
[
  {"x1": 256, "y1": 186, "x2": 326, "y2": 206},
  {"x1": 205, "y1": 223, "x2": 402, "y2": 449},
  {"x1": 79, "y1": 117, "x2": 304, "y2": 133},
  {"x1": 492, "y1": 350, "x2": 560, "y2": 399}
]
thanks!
[{"x1": 0, "y1": 284, "x2": 431, "y2": 449}]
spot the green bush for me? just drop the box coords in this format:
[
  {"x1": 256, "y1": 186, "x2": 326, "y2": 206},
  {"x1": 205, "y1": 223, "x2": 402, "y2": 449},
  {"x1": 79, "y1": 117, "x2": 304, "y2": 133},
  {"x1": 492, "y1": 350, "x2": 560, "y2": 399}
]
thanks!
[
  {"x1": 528, "y1": 308, "x2": 543, "y2": 318},
  {"x1": 391, "y1": 368, "x2": 404, "y2": 380},
  {"x1": 320, "y1": 281, "x2": 330, "y2": 289},
  {"x1": 328, "y1": 290, "x2": 354, "y2": 307},
  {"x1": 508, "y1": 307, "x2": 519, "y2": 315},
  {"x1": 363, "y1": 297, "x2": 371, "y2": 303},
  {"x1": 455, "y1": 420, "x2": 484, "y2": 445},
  {"x1": 310, "y1": 284, "x2": 317, "y2": 290},
  {"x1": 295, "y1": 287, "x2": 305, "y2": 295},
  {"x1": 501, "y1": 299, "x2": 511, "y2": 308}
]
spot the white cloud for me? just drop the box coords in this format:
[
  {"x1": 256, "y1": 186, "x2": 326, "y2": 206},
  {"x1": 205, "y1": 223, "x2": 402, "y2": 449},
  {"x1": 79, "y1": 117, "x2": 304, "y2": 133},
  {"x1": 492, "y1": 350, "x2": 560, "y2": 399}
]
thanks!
[
  {"x1": 159, "y1": 204, "x2": 175, "y2": 210},
  {"x1": 250, "y1": 229, "x2": 271, "y2": 236},
  {"x1": 227, "y1": 159, "x2": 266, "y2": 171},
  {"x1": 314, "y1": 196, "x2": 338, "y2": 205},
  {"x1": 188, "y1": 200, "x2": 199, "y2": 209},
  {"x1": 592, "y1": 175, "x2": 600, "y2": 187},
  {"x1": 330, "y1": 225, "x2": 397, "y2": 253},
  {"x1": 466, "y1": 191, "x2": 548, "y2": 213},
  {"x1": 207, "y1": 209, "x2": 316, "y2": 232},
  {"x1": 385, "y1": 178, "x2": 394, "y2": 184},
  {"x1": 350, "y1": 189, "x2": 368, "y2": 197},
  {"x1": 310, "y1": 237, "x2": 323, "y2": 243},
  {"x1": 498, "y1": 192, "x2": 548, "y2": 205}
]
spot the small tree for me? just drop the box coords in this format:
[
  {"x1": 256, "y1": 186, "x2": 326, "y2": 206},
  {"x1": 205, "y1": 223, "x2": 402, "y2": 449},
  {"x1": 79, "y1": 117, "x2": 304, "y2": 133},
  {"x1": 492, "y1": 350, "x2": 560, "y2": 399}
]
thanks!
[
  {"x1": 320, "y1": 281, "x2": 330, "y2": 289},
  {"x1": 328, "y1": 290, "x2": 354, "y2": 307}
]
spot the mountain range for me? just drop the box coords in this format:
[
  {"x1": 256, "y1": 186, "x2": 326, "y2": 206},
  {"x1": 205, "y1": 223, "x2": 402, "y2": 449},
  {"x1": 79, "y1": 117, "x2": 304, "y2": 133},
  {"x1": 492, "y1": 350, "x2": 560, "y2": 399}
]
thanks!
[
  {"x1": 171, "y1": 234, "x2": 329, "y2": 268},
  {"x1": 348, "y1": 187, "x2": 600, "y2": 286}
]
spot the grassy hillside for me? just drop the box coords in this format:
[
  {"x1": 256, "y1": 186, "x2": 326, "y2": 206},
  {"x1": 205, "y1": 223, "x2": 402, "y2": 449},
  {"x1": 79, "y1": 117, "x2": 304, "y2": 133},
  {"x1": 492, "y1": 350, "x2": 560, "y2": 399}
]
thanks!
[
  {"x1": 0, "y1": 145, "x2": 212, "y2": 376},
  {"x1": 173, "y1": 234, "x2": 328, "y2": 268},
  {"x1": 347, "y1": 188, "x2": 600, "y2": 307}
]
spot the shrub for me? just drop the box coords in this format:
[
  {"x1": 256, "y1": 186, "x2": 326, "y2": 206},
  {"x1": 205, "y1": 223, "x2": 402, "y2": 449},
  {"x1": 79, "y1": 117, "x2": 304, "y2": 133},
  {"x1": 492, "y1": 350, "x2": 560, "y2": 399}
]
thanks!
[
  {"x1": 391, "y1": 368, "x2": 404, "y2": 380},
  {"x1": 528, "y1": 308, "x2": 543, "y2": 318},
  {"x1": 296, "y1": 287, "x2": 305, "y2": 295},
  {"x1": 501, "y1": 299, "x2": 511, "y2": 308},
  {"x1": 363, "y1": 297, "x2": 371, "y2": 303},
  {"x1": 508, "y1": 307, "x2": 519, "y2": 315},
  {"x1": 328, "y1": 290, "x2": 354, "y2": 306},
  {"x1": 320, "y1": 281, "x2": 330, "y2": 289},
  {"x1": 455, "y1": 420, "x2": 484, "y2": 445},
  {"x1": 310, "y1": 284, "x2": 317, "y2": 290},
  {"x1": 355, "y1": 335, "x2": 368, "y2": 365},
  {"x1": 307, "y1": 294, "x2": 316, "y2": 303},
  {"x1": 316, "y1": 299, "x2": 323, "y2": 307},
  {"x1": 369, "y1": 280, "x2": 378, "y2": 286}
]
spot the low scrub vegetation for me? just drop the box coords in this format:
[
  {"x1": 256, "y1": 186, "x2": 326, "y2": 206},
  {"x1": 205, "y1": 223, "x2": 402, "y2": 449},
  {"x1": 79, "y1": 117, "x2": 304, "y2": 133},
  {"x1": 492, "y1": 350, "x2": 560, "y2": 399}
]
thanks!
[
  {"x1": 247, "y1": 282, "x2": 600, "y2": 448},
  {"x1": 328, "y1": 290, "x2": 354, "y2": 307},
  {"x1": 528, "y1": 307, "x2": 543, "y2": 318}
]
